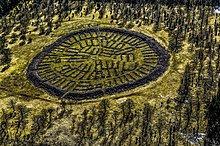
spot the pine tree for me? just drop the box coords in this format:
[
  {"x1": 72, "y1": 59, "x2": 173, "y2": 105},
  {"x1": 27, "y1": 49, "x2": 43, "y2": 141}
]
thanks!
[
  {"x1": 178, "y1": 64, "x2": 191, "y2": 101},
  {"x1": 205, "y1": 79, "x2": 220, "y2": 145},
  {"x1": 168, "y1": 26, "x2": 184, "y2": 53}
]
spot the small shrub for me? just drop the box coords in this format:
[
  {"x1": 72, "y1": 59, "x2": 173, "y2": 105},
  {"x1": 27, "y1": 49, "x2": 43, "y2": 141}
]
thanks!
[
  {"x1": 27, "y1": 38, "x2": 32, "y2": 44},
  {"x1": 0, "y1": 48, "x2": 11, "y2": 65},
  {"x1": 39, "y1": 27, "x2": 45, "y2": 35},
  {"x1": 8, "y1": 39, "x2": 17, "y2": 44},
  {"x1": 19, "y1": 41, "x2": 25, "y2": 46},
  {"x1": 14, "y1": 25, "x2": 21, "y2": 32},
  {"x1": 20, "y1": 35, "x2": 26, "y2": 41}
]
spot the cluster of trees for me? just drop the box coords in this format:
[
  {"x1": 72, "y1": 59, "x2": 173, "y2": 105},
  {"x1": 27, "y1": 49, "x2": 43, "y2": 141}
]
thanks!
[
  {"x1": 0, "y1": 95, "x2": 214, "y2": 145},
  {"x1": 93, "y1": 0, "x2": 220, "y2": 6},
  {"x1": 0, "y1": 100, "x2": 61, "y2": 145},
  {"x1": 0, "y1": 0, "x2": 219, "y2": 49},
  {"x1": 174, "y1": 25, "x2": 220, "y2": 144},
  {"x1": 0, "y1": 98, "x2": 192, "y2": 145},
  {"x1": 0, "y1": 0, "x2": 21, "y2": 18},
  {"x1": 0, "y1": 36, "x2": 11, "y2": 72},
  {"x1": 0, "y1": 82, "x2": 219, "y2": 145},
  {"x1": 206, "y1": 79, "x2": 220, "y2": 145}
]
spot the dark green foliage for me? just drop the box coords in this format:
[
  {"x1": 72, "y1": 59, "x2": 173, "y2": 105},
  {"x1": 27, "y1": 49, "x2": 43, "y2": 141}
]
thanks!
[
  {"x1": 97, "y1": 99, "x2": 109, "y2": 136},
  {"x1": 0, "y1": 101, "x2": 58, "y2": 145},
  {"x1": 205, "y1": 79, "x2": 220, "y2": 145},
  {"x1": 39, "y1": 26, "x2": 45, "y2": 35},
  {"x1": 27, "y1": 37, "x2": 32, "y2": 44},
  {"x1": 0, "y1": 0, "x2": 21, "y2": 18},
  {"x1": 0, "y1": 48, "x2": 11, "y2": 66},
  {"x1": 120, "y1": 99, "x2": 134, "y2": 126},
  {"x1": 19, "y1": 41, "x2": 25, "y2": 46},
  {"x1": 168, "y1": 27, "x2": 184, "y2": 53},
  {"x1": 140, "y1": 103, "x2": 154, "y2": 145},
  {"x1": 19, "y1": 35, "x2": 26, "y2": 41},
  {"x1": 178, "y1": 64, "x2": 192, "y2": 101},
  {"x1": 0, "y1": 36, "x2": 11, "y2": 67}
]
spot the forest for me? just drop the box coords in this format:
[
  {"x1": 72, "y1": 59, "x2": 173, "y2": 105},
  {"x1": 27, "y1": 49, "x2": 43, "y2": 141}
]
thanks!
[{"x1": 0, "y1": 0, "x2": 220, "y2": 145}]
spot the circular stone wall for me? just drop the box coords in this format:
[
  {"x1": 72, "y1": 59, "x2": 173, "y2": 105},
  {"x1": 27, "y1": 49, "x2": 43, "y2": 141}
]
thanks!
[{"x1": 27, "y1": 28, "x2": 170, "y2": 100}]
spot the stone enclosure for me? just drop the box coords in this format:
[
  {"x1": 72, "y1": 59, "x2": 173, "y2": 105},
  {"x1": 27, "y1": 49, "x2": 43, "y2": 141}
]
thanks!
[{"x1": 27, "y1": 28, "x2": 170, "y2": 100}]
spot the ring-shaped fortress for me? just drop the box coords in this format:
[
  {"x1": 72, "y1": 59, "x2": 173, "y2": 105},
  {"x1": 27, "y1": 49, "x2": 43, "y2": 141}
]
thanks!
[{"x1": 27, "y1": 28, "x2": 170, "y2": 100}]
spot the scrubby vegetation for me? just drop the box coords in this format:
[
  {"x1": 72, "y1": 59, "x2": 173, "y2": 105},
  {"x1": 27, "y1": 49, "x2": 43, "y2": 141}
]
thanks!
[
  {"x1": 0, "y1": 0, "x2": 220, "y2": 145},
  {"x1": 0, "y1": 98, "x2": 207, "y2": 145},
  {"x1": 0, "y1": 0, "x2": 21, "y2": 18}
]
